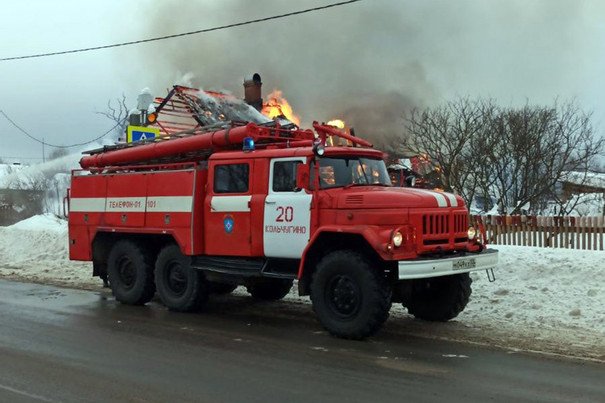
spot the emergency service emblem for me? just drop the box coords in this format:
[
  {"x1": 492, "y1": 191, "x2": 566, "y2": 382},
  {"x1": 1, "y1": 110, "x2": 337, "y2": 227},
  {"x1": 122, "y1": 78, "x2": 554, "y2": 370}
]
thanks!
[{"x1": 223, "y1": 215, "x2": 234, "y2": 234}]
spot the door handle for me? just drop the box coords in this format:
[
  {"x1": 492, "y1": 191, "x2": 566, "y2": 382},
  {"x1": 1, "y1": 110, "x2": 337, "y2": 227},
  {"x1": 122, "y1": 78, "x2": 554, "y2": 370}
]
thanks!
[{"x1": 265, "y1": 201, "x2": 276, "y2": 205}]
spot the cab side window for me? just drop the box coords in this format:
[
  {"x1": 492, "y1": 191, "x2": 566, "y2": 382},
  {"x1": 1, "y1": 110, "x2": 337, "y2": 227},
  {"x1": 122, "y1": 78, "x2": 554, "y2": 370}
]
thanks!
[
  {"x1": 272, "y1": 161, "x2": 300, "y2": 192},
  {"x1": 214, "y1": 164, "x2": 249, "y2": 193}
]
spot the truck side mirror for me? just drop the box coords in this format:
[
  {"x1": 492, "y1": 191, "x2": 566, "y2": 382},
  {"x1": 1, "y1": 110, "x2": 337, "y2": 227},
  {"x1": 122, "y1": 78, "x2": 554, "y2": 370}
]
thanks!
[{"x1": 295, "y1": 164, "x2": 310, "y2": 191}]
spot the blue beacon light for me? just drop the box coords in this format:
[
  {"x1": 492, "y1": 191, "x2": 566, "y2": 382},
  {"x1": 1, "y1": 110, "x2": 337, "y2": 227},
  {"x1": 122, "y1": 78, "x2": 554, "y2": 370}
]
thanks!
[{"x1": 243, "y1": 137, "x2": 255, "y2": 152}]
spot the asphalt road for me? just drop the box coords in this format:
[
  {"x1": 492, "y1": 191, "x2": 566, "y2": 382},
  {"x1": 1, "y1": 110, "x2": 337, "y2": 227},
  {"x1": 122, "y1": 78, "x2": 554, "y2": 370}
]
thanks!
[{"x1": 0, "y1": 280, "x2": 603, "y2": 403}]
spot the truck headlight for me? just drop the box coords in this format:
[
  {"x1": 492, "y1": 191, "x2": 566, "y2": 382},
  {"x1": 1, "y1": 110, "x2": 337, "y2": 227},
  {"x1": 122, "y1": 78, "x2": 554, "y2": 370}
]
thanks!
[
  {"x1": 467, "y1": 226, "x2": 477, "y2": 240},
  {"x1": 392, "y1": 231, "x2": 403, "y2": 247}
]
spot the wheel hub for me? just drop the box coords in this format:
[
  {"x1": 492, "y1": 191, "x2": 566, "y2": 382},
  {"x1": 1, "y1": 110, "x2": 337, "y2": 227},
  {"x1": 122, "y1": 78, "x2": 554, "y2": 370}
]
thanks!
[
  {"x1": 117, "y1": 256, "x2": 136, "y2": 289},
  {"x1": 165, "y1": 261, "x2": 187, "y2": 296},
  {"x1": 326, "y1": 275, "x2": 361, "y2": 319}
]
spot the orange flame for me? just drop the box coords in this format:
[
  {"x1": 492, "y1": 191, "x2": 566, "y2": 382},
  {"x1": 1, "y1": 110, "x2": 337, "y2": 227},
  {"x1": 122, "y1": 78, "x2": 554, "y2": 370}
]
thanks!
[
  {"x1": 324, "y1": 119, "x2": 348, "y2": 146},
  {"x1": 262, "y1": 90, "x2": 301, "y2": 126},
  {"x1": 327, "y1": 119, "x2": 345, "y2": 129}
]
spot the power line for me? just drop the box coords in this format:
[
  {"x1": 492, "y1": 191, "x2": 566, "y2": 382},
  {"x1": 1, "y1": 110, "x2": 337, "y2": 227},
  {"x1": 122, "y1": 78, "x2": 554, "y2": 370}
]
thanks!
[
  {"x1": 0, "y1": 110, "x2": 120, "y2": 148},
  {"x1": 0, "y1": 0, "x2": 362, "y2": 62}
]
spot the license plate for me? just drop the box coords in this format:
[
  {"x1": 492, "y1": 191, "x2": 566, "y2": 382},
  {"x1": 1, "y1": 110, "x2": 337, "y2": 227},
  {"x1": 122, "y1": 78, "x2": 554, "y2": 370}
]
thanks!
[{"x1": 453, "y1": 257, "x2": 476, "y2": 271}]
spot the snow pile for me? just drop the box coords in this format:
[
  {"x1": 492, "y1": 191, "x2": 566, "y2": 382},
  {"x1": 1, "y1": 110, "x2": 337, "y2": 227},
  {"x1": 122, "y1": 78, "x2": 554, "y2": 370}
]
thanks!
[
  {"x1": 0, "y1": 216, "x2": 603, "y2": 359},
  {"x1": 0, "y1": 214, "x2": 93, "y2": 288},
  {"x1": 7, "y1": 213, "x2": 66, "y2": 231},
  {"x1": 0, "y1": 163, "x2": 24, "y2": 178}
]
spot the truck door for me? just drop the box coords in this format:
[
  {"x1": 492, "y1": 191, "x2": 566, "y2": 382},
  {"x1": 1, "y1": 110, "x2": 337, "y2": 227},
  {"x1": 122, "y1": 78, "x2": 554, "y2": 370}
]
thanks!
[
  {"x1": 205, "y1": 161, "x2": 252, "y2": 256},
  {"x1": 263, "y1": 158, "x2": 312, "y2": 258}
]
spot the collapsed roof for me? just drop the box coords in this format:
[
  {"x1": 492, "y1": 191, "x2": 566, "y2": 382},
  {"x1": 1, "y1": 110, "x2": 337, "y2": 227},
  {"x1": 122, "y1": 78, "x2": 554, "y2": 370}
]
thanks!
[{"x1": 148, "y1": 85, "x2": 276, "y2": 135}]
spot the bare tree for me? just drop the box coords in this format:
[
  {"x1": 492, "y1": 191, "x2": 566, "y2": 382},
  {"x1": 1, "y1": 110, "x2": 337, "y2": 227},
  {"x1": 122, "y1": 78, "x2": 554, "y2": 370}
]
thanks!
[
  {"x1": 405, "y1": 98, "x2": 499, "y2": 209},
  {"x1": 405, "y1": 98, "x2": 604, "y2": 215},
  {"x1": 96, "y1": 95, "x2": 129, "y2": 141}
]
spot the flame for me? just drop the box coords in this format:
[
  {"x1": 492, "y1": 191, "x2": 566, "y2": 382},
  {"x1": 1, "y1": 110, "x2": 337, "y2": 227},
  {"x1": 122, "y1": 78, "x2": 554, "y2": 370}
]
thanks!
[
  {"x1": 262, "y1": 90, "x2": 301, "y2": 126},
  {"x1": 327, "y1": 119, "x2": 345, "y2": 129},
  {"x1": 325, "y1": 118, "x2": 348, "y2": 146}
]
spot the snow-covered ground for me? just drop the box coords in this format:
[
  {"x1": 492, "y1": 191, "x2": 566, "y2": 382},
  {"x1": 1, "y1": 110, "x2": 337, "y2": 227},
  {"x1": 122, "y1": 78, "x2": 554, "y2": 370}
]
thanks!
[
  {"x1": 0, "y1": 214, "x2": 92, "y2": 287},
  {"x1": 0, "y1": 215, "x2": 603, "y2": 360}
]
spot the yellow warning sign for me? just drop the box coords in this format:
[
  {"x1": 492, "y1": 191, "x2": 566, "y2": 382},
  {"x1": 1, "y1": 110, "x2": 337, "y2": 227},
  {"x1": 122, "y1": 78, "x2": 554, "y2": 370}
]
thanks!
[{"x1": 127, "y1": 125, "x2": 160, "y2": 143}]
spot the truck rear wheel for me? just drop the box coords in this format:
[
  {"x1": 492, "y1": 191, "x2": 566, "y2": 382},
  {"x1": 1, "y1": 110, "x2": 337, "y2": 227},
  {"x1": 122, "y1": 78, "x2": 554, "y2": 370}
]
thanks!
[
  {"x1": 154, "y1": 245, "x2": 208, "y2": 312},
  {"x1": 405, "y1": 273, "x2": 472, "y2": 321},
  {"x1": 107, "y1": 240, "x2": 155, "y2": 305},
  {"x1": 246, "y1": 279, "x2": 293, "y2": 301},
  {"x1": 310, "y1": 250, "x2": 391, "y2": 339}
]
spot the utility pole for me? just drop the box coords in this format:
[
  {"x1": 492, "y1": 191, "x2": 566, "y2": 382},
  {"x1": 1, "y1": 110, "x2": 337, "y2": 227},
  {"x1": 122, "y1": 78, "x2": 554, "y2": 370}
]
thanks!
[{"x1": 42, "y1": 138, "x2": 45, "y2": 163}]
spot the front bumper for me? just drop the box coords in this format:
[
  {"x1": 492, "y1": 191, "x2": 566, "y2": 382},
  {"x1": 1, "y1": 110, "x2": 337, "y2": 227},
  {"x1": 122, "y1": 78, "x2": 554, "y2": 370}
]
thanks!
[{"x1": 397, "y1": 248, "x2": 498, "y2": 280}]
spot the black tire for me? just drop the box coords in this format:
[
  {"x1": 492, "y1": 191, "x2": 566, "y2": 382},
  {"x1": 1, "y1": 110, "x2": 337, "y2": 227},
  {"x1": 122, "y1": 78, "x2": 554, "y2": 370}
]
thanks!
[
  {"x1": 209, "y1": 282, "x2": 238, "y2": 295},
  {"x1": 310, "y1": 250, "x2": 391, "y2": 340},
  {"x1": 246, "y1": 278, "x2": 293, "y2": 301},
  {"x1": 154, "y1": 244, "x2": 208, "y2": 312},
  {"x1": 107, "y1": 240, "x2": 155, "y2": 305},
  {"x1": 405, "y1": 273, "x2": 472, "y2": 321}
]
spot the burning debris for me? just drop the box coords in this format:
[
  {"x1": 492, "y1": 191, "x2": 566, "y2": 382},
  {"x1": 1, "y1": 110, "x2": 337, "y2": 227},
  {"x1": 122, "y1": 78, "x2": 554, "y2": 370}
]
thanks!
[
  {"x1": 123, "y1": 72, "x2": 368, "y2": 155},
  {"x1": 146, "y1": 85, "x2": 273, "y2": 135},
  {"x1": 127, "y1": 73, "x2": 306, "y2": 138},
  {"x1": 261, "y1": 90, "x2": 301, "y2": 126},
  {"x1": 327, "y1": 119, "x2": 345, "y2": 129}
]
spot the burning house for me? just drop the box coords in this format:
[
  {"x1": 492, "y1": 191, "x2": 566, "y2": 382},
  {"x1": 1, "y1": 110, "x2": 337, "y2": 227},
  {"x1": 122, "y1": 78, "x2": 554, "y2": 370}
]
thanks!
[{"x1": 123, "y1": 73, "x2": 301, "y2": 140}]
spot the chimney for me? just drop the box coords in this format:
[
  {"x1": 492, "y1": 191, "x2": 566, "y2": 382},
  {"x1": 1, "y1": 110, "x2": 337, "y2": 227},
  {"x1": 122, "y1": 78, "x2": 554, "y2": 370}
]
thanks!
[{"x1": 243, "y1": 73, "x2": 263, "y2": 111}]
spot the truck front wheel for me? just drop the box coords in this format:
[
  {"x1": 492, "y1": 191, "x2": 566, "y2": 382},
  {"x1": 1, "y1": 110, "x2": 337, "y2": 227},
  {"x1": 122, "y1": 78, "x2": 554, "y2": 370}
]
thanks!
[
  {"x1": 107, "y1": 240, "x2": 155, "y2": 305},
  {"x1": 404, "y1": 273, "x2": 472, "y2": 321},
  {"x1": 155, "y1": 245, "x2": 208, "y2": 312},
  {"x1": 310, "y1": 251, "x2": 391, "y2": 339}
]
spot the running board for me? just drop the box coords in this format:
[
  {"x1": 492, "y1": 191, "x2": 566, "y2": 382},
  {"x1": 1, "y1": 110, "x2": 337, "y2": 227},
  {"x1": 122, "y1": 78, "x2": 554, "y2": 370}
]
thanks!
[{"x1": 191, "y1": 256, "x2": 297, "y2": 279}]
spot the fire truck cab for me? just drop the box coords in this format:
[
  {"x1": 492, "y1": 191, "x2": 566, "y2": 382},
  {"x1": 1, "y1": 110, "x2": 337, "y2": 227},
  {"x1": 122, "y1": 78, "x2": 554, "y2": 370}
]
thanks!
[{"x1": 68, "y1": 87, "x2": 498, "y2": 339}]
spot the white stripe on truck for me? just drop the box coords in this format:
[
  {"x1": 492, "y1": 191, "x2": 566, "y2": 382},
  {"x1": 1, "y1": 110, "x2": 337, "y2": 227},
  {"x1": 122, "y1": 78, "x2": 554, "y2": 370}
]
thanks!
[
  {"x1": 69, "y1": 196, "x2": 193, "y2": 213},
  {"x1": 404, "y1": 188, "x2": 459, "y2": 208},
  {"x1": 210, "y1": 195, "x2": 251, "y2": 212},
  {"x1": 441, "y1": 192, "x2": 458, "y2": 207},
  {"x1": 69, "y1": 197, "x2": 106, "y2": 212},
  {"x1": 405, "y1": 188, "x2": 448, "y2": 207},
  {"x1": 105, "y1": 197, "x2": 146, "y2": 212},
  {"x1": 146, "y1": 196, "x2": 193, "y2": 212}
]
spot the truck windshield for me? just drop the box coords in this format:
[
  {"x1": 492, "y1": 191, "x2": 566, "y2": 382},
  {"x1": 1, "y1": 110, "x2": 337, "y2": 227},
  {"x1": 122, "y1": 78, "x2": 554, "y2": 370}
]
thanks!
[{"x1": 316, "y1": 157, "x2": 391, "y2": 189}]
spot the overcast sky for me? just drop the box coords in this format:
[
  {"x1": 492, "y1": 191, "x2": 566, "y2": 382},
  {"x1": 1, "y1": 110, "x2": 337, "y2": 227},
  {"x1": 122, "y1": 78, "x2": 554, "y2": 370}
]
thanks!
[{"x1": 1, "y1": 0, "x2": 604, "y2": 163}]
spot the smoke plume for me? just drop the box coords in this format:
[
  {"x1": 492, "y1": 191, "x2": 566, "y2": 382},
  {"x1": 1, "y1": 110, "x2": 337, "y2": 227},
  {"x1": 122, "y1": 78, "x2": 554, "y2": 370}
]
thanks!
[{"x1": 138, "y1": 0, "x2": 601, "y2": 147}]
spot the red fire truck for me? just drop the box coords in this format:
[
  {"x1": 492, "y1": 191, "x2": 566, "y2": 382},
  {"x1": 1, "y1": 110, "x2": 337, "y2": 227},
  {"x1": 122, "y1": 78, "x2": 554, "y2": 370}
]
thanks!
[{"x1": 67, "y1": 86, "x2": 497, "y2": 339}]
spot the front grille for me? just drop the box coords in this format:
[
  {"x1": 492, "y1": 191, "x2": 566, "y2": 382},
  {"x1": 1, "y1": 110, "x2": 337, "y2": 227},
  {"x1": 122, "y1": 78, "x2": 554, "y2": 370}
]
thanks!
[
  {"x1": 454, "y1": 212, "x2": 467, "y2": 233},
  {"x1": 421, "y1": 212, "x2": 468, "y2": 247},
  {"x1": 422, "y1": 213, "x2": 449, "y2": 235}
]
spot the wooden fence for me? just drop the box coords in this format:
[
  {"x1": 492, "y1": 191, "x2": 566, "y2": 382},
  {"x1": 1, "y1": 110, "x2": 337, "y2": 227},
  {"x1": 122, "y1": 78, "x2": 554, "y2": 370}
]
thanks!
[{"x1": 473, "y1": 215, "x2": 605, "y2": 251}]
